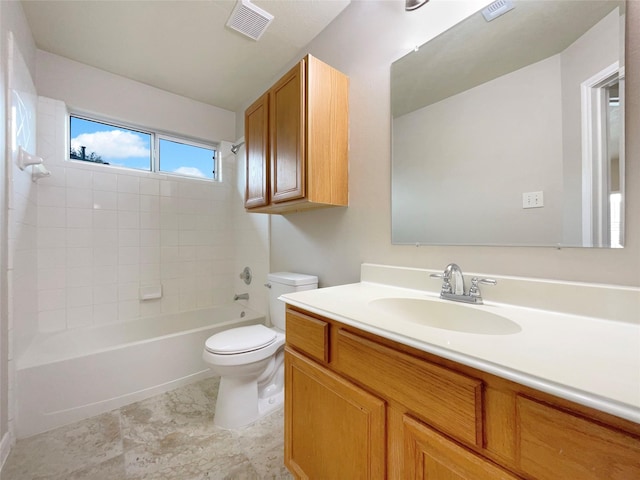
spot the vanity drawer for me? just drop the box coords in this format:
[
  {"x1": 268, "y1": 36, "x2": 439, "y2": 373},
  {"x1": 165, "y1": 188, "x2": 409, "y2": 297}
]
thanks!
[
  {"x1": 334, "y1": 328, "x2": 483, "y2": 447},
  {"x1": 286, "y1": 308, "x2": 329, "y2": 363},
  {"x1": 516, "y1": 395, "x2": 640, "y2": 480}
]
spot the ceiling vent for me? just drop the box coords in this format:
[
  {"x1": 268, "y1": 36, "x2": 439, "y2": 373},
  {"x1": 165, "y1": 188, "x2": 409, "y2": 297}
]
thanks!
[
  {"x1": 481, "y1": 0, "x2": 515, "y2": 22},
  {"x1": 226, "y1": 0, "x2": 274, "y2": 41}
]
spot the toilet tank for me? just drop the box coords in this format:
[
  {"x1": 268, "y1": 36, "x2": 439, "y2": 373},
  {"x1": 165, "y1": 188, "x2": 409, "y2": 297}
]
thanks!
[{"x1": 267, "y1": 272, "x2": 318, "y2": 330}]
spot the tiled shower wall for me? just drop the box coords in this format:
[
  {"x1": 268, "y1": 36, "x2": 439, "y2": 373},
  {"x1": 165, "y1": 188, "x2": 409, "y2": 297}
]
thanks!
[{"x1": 35, "y1": 97, "x2": 239, "y2": 335}]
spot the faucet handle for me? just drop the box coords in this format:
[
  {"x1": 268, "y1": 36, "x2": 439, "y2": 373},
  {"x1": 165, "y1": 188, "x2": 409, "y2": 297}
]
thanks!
[
  {"x1": 430, "y1": 272, "x2": 452, "y2": 294},
  {"x1": 469, "y1": 277, "x2": 497, "y2": 298}
]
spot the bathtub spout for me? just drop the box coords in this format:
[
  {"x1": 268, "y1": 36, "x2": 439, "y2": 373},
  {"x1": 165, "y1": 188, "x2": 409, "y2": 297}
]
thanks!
[{"x1": 234, "y1": 293, "x2": 249, "y2": 301}]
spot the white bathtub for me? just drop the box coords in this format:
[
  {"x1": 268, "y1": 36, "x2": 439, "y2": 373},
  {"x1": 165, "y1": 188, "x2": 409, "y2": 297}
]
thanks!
[{"x1": 15, "y1": 305, "x2": 265, "y2": 438}]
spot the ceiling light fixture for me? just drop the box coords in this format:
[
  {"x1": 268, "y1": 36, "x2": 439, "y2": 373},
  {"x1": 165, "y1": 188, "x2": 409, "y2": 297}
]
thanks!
[{"x1": 405, "y1": 0, "x2": 429, "y2": 11}]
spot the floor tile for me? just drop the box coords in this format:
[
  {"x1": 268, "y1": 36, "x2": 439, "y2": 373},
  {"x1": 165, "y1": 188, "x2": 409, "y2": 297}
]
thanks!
[{"x1": 2, "y1": 378, "x2": 291, "y2": 480}]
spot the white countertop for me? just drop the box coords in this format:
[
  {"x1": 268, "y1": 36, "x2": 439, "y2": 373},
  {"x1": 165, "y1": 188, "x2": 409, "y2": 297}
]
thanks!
[{"x1": 281, "y1": 281, "x2": 640, "y2": 424}]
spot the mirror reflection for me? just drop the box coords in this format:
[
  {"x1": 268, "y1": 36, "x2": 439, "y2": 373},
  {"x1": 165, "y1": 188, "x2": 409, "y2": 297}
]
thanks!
[{"x1": 391, "y1": 0, "x2": 625, "y2": 247}]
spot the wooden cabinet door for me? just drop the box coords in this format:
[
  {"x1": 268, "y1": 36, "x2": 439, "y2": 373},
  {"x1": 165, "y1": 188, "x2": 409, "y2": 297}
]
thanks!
[
  {"x1": 285, "y1": 348, "x2": 386, "y2": 479},
  {"x1": 244, "y1": 92, "x2": 269, "y2": 208},
  {"x1": 403, "y1": 416, "x2": 519, "y2": 480},
  {"x1": 270, "y1": 60, "x2": 305, "y2": 204}
]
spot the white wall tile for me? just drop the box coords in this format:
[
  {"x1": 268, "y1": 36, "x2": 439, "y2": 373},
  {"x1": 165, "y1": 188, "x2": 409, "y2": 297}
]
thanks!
[
  {"x1": 32, "y1": 94, "x2": 263, "y2": 338},
  {"x1": 117, "y1": 175, "x2": 139, "y2": 194},
  {"x1": 93, "y1": 247, "x2": 117, "y2": 267},
  {"x1": 66, "y1": 267, "x2": 93, "y2": 287},
  {"x1": 93, "y1": 265, "x2": 118, "y2": 285},
  {"x1": 92, "y1": 229, "x2": 118, "y2": 248},
  {"x1": 140, "y1": 195, "x2": 159, "y2": 212},
  {"x1": 93, "y1": 284, "x2": 117, "y2": 305},
  {"x1": 38, "y1": 227, "x2": 66, "y2": 248},
  {"x1": 38, "y1": 289, "x2": 66, "y2": 312},
  {"x1": 92, "y1": 172, "x2": 117, "y2": 191},
  {"x1": 93, "y1": 210, "x2": 118, "y2": 229},
  {"x1": 140, "y1": 178, "x2": 159, "y2": 196},
  {"x1": 66, "y1": 228, "x2": 92, "y2": 247},
  {"x1": 66, "y1": 168, "x2": 93, "y2": 187},
  {"x1": 66, "y1": 188, "x2": 93, "y2": 208},
  {"x1": 117, "y1": 192, "x2": 139, "y2": 211},
  {"x1": 66, "y1": 306, "x2": 93, "y2": 329},
  {"x1": 39, "y1": 185, "x2": 66, "y2": 208},
  {"x1": 140, "y1": 212, "x2": 160, "y2": 229},
  {"x1": 38, "y1": 206, "x2": 66, "y2": 228},
  {"x1": 66, "y1": 247, "x2": 93, "y2": 267},
  {"x1": 38, "y1": 309, "x2": 67, "y2": 332},
  {"x1": 118, "y1": 229, "x2": 139, "y2": 247},
  {"x1": 160, "y1": 180, "x2": 178, "y2": 197},
  {"x1": 93, "y1": 190, "x2": 117, "y2": 210},
  {"x1": 93, "y1": 303, "x2": 118, "y2": 325},
  {"x1": 118, "y1": 300, "x2": 140, "y2": 321},
  {"x1": 118, "y1": 264, "x2": 140, "y2": 283},
  {"x1": 118, "y1": 246, "x2": 140, "y2": 265},
  {"x1": 140, "y1": 263, "x2": 161, "y2": 282},
  {"x1": 38, "y1": 248, "x2": 66, "y2": 269},
  {"x1": 118, "y1": 211, "x2": 140, "y2": 229},
  {"x1": 117, "y1": 282, "x2": 139, "y2": 302},
  {"x1": 66, "y1": 208, "x2": 93, "y2": 228},
  {"x1": 66, "y1": 286, "x2": 93, "y2": 307}
]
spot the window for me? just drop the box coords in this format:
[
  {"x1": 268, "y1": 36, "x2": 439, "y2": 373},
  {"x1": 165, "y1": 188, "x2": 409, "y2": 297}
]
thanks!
[{"x1": 69, "y1": 115, "x2": 218, "y2": 180}]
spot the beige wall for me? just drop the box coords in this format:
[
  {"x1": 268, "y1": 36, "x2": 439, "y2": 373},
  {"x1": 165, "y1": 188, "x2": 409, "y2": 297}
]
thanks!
[{"x1": 246, "y1": 0, "x2": 639, "y2": 288}]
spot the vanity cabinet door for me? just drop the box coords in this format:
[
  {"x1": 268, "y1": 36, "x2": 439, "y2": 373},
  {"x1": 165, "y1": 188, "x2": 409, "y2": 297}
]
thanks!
[
  {"x1": 285, "y1": 348, "x2": 386, "y2": 479},
  {"x1": 516, "y1": 395, "x2": 640, "y2": 480},
  {"x1": 403, "y1": 415, "x2": 520, "y2": 480}
]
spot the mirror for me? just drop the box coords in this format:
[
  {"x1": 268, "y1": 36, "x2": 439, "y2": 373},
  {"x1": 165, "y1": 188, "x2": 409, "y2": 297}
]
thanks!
[{"x1": 391, "y1": 0, "x2": 625, "y2": 247}]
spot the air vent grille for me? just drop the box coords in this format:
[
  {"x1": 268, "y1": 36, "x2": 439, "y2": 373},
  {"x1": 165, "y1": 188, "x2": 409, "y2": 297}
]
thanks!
[
  {"x1": 482, "y1": 0, "x2": 515, "y2": 22},
  {"x1": 226, "y1": 0, "x2": 274, "y2": 41}
]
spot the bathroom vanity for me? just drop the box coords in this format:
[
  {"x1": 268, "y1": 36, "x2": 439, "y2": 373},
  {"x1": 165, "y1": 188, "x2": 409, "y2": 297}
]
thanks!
[{"x1": 282, "y1": 265, "x2": 640, "y2": 479}]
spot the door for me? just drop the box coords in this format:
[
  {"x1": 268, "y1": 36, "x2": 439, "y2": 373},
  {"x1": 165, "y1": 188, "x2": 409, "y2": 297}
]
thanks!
[{"x1": 285, "y1": 348, "x2": 386, "y2": 479}]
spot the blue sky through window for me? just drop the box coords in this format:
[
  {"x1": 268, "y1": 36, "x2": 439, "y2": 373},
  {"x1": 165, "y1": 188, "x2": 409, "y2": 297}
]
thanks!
[
  {"x1": 70, "y1": 117, "x2": 151, "y2": 170},
  {"x1": 159, "y1": 138, "x2": 215, "y2": 179},
  {"x1": 70, "y1": 116, "x2": 216, "y2": 179}
]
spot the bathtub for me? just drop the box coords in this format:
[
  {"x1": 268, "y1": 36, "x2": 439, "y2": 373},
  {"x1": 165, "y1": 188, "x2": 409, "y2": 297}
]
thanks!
[{"x1": 15, "y1": 304, "x2": 265, "y2": 438}]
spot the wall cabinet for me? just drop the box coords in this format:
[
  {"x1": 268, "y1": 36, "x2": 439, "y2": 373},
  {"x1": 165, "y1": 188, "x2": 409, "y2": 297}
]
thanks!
[
  {"x1": 284, "y1": 306, "x2": 640, "y2": 479},
  {"x1": 244, "y1": 55, "x2": 349, "y2": 214}
]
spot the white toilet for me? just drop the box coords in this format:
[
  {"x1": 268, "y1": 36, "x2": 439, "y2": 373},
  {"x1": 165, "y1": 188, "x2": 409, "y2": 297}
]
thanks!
[{"x1": 202, "y1": 272, "x2": 318, "y2": 429}]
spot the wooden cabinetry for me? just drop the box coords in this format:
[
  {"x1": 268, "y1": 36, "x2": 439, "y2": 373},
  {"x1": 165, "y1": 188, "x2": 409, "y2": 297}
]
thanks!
[
  {"x1": 244, "y1": 55, "x2": 349, "y2": 214},
  {"x1": 284, "y1": 306, "x2": 640, "y2": 479}
]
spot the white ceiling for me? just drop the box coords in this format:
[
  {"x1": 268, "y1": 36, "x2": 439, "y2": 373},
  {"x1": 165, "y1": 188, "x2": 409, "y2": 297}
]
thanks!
[{"x1": 21, "y1": 0, "x2": 351, "y2": 112}]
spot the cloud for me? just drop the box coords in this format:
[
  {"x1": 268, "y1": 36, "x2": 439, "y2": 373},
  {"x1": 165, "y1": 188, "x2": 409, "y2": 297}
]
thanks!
[
  {"x1": 173, "y1": 166, "x2": 206, "y2": 178},
  {"x1": 70, "y1": 130, "x2": 150, "y2": 160}
]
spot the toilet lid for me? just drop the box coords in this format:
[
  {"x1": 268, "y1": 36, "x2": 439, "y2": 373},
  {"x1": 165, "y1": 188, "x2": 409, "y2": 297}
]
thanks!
[{"x1": 205, "y1": 325, "x2": 277, "y2": 354}]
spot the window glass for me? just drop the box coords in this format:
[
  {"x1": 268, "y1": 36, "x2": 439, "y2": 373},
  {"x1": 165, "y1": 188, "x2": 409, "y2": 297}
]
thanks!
[
  {"x1": 69, "y1": 116, "x2": 152, "y2": 171},
  {"x1": 158, "y1": 137, "x2": 216, "y2": 180}
]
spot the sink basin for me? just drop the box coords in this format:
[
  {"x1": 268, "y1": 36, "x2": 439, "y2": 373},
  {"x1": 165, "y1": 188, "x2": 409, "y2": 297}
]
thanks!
[{"x1": 369, "y1": 297, "x2": 521, "y2": 335}]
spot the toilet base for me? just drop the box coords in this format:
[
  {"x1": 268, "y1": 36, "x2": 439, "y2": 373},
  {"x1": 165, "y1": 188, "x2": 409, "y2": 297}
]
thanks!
[{"x1": 213, "y1": 350, "x2": 284, "y2": 429}]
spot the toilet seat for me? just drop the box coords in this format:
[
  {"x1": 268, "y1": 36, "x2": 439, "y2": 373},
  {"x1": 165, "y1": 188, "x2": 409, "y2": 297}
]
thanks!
[{"x1": 205, "y1": 324, "x2": 277, "y2": 355}]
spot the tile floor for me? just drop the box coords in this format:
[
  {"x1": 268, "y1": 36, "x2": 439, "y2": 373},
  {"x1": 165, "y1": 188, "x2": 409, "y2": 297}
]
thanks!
[{"x1": 2, "y1": 377, "x2": 293, "y2": 480}]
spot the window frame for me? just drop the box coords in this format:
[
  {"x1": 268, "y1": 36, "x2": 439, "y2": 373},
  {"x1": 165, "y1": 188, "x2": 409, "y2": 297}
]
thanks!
[{"x1": 68, "y1": 112, "x2": 220, "y2": 181}]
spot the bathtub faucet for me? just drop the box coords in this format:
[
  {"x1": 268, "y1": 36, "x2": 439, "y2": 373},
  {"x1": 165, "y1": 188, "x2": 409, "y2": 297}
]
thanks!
[{"x1": 234, "y1": 293, "x2": 249, "y2": 301}]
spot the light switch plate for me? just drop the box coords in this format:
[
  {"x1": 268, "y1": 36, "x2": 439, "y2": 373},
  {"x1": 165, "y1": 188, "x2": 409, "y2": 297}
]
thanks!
[{"x1": 522, "y1": 191, "x2": 544, "y2": 209}]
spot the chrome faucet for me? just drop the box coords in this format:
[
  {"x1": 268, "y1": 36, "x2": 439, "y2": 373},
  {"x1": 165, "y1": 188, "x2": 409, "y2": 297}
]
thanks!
[
  {"x1": 430, "y1": 263, "x2": 496, "y2": 304},
  {"x1": 233, "y1": 293, "x2": 249, "y2": 301}
]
